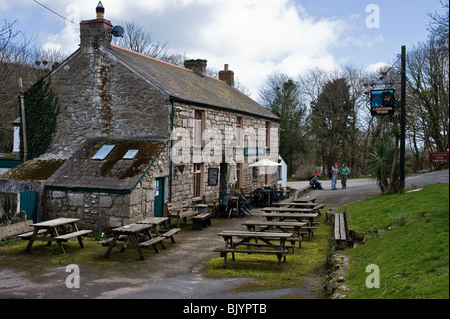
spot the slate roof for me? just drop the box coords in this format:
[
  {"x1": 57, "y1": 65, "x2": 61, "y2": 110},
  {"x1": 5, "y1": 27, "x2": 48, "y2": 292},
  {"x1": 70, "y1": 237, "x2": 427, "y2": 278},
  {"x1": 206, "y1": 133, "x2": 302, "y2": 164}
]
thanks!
[
  {"x1": 109, "y1": 45, "x2": 280, "y2": 121},
  {"x1": 46, "y1": 139, "x2": 166, "y2": 192}
]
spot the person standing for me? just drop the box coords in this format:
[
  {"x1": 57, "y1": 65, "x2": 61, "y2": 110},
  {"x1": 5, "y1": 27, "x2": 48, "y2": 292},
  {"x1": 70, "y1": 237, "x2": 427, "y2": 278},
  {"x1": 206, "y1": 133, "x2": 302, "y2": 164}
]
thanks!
[
  {"x1": 340, "y1": 163, "x2": 350, "y2": 189},
  {"x1": 331, "y1": 162, "x2": 339, "y2": 190}
]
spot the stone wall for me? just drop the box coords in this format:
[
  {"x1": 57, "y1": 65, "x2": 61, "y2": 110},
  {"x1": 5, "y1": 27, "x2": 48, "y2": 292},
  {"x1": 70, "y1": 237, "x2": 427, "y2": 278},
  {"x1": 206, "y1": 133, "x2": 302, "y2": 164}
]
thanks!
[
  {"x1": 129, "y1": 145, "x2": 171, "y2": 220},
  {"x1": 45, "y1": 190, "x2": 131, "y2": 230},
  {"x1": 44, "y1": 48, "x2": 170, "y2": 160},
  {"x1": 170, "y1": 101, "x2": 280, "y2": 204}
]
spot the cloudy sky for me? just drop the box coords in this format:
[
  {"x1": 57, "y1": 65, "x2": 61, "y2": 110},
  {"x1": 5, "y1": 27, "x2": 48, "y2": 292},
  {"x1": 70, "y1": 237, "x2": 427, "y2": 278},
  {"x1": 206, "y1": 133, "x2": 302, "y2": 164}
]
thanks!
[{"x1": 1, "y1": 0, "x2": 444, "y2": 98}]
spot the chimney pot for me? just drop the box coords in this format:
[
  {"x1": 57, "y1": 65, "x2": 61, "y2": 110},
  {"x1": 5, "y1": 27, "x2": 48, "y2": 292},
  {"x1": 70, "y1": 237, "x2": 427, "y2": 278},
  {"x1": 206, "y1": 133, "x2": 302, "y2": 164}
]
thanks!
[
  {"x1": 219, "y1": 64, "x2": 235, "y2": 86},
  {"x1": 80, "y1": 3, "x2": 112, "y2": 50},
  {"x1": 96, "y1": 1, "x2": 105, "y2": 19}
]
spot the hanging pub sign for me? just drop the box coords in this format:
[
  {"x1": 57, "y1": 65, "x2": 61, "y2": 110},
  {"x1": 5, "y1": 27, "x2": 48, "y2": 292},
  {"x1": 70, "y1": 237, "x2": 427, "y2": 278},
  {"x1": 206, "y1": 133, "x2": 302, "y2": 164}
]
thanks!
[{"x1": 370, "y1": 89, "x2": 395, "y2": 116}]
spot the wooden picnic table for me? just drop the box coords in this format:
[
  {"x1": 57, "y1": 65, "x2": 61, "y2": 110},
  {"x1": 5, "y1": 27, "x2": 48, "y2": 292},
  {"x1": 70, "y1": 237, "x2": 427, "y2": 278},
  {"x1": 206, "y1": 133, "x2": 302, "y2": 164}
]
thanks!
[
  {"x1": 214, "y1": 230, "x2": 293, "y2": 270},
  {"x1": 242, "y1": 220, "x2": 307, "y2": 237},
  {"x1": 262, "y1": 212, "x2": 318, "y2": 226},
  {"x1": 18, "y1": 218, "x2": 92, "y2": 254},
  {"x1": 262, "y1": 207, "x2": 315, "y2": 213},
  {"x1": 273, "y1": 202, "x2": 324, "y2": 208},
  {"x1": 272, "y1": 202, "x2": 323, "y2": 214},
  {"x1": 137, "y1": 217, "x2": 180, "y2": 243},
  {"x1": 242, "y1": 220, "x2": 307, "y2": 251},
  {"x1": 102, "y1": 223, "x2": 165, "y2": 260}
]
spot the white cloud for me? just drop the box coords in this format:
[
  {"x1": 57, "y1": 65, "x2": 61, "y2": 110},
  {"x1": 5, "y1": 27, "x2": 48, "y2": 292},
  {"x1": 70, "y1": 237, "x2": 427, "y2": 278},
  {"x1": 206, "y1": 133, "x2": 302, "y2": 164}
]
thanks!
[
  {"x1": 365, "y1": 62, "x2": 389, "y2": 73},
  {"x1": 9, "y1": 0, "x2": 363, "y2": 97},
  {"x1": 131, "y1": 0, "x2": 350, "y2": 97}
]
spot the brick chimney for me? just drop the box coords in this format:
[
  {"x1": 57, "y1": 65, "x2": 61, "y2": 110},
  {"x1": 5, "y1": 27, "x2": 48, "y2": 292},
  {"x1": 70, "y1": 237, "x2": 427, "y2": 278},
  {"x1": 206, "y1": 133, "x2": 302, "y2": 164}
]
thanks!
[
  {"x1": 80, "y1": 2, "x2": 112, "y2": 51},
  {"x1": 219, "y1": 64, "x2": 234, "y2": 86},
  {"x1": 184, "y1": 59, "x2": 207, "y2": 77}
]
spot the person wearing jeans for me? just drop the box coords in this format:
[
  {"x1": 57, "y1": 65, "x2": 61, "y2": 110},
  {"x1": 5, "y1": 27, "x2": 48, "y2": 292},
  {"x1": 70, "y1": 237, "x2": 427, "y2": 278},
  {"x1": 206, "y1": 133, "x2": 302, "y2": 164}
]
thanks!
[{"x1": 331, "y1": 162, "x2": 339, "y2": 190}]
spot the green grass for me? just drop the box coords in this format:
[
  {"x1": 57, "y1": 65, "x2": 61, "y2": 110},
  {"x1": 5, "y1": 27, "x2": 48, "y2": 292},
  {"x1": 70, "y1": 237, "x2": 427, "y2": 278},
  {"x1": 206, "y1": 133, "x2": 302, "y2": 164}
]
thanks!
[{"x1": 340, "y1": 183, "x2": 449, "y2": 299}]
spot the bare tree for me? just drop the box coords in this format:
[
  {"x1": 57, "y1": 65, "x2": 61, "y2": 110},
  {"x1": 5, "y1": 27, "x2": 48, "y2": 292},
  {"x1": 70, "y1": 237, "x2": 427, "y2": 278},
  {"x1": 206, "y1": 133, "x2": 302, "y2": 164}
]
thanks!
[
  {"x1": 0, "y1": 20, "x2": 66, "y2": 153},
  {"x1": 113, "y1": 20, "x2": 186, "y2": 67}
]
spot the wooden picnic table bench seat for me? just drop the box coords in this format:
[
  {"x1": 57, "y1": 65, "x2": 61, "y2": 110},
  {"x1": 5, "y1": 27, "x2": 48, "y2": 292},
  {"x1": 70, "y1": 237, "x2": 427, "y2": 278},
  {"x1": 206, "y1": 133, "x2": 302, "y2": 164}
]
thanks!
[
  {"x1": 17, "y1": 229, "x2": 47, "y2": 239},
  {"x1": 300, "y1": 226, "x2": 316, "y2": 238},
  {"x1": 139, "y1": 236, "x2": 166, "y2": 253},
  {"x1": 213, "y1": 247, "x2": 288, "y2": 270},
  {"x1": 137, "y1": 217, "x2": 180, "y2": 243},
  {"x1": 54, "y1": 230, "x2": 92, "y2": 241},
  {"x1": 191, "y1": 212, "x2": 213, "y2": 230},
  {"x1": 98, "y1": 234, "x2": 128, "y2": 247},
  {"x1": 159, "y1": 228, "x2": 180, "y2": 242}
]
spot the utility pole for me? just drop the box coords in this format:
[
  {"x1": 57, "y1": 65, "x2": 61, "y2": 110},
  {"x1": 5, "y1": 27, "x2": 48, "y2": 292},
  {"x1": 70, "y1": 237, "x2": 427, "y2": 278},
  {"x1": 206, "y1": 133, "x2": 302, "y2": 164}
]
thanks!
[{"x1": 399, "y1": 45, "x2": 406, "y2": 193}]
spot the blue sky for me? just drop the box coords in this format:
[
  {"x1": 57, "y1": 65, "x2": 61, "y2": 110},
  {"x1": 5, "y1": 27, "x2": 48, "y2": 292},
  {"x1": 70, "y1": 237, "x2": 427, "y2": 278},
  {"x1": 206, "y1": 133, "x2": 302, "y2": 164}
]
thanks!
[{"x1": 1, "y1": 0, "x2": 445, "y2": 98}]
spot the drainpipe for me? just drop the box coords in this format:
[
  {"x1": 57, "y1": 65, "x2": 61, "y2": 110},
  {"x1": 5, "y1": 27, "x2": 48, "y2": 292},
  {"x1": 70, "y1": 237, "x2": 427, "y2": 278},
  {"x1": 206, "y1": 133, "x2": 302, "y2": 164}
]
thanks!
[
  {"x1": 169, "y1": 98, "x2": 174, "y2": 202},
  {"x1": 18, "y1": 77, "x2": 28, "y2": 162}
]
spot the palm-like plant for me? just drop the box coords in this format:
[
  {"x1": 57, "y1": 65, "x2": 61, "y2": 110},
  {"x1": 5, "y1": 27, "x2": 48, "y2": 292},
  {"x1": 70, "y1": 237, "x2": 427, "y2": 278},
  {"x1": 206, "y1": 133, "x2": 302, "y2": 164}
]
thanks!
[{"x1": 366, "y1": 141, "x2": 394, "y2": 195}]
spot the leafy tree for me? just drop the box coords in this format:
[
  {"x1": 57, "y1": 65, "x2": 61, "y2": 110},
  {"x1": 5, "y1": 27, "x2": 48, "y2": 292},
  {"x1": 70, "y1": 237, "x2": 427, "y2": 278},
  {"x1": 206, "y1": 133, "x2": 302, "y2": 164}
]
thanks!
[
  {"x1": 366, "y1": 140, "x2": 399, "y2": 194},
  {"x1": 21, "y1": 79, "x2": 59, "y2": 160},
  {"x1": 310, "y1": 78, "x2": 353, "y2": 172},
  {"x1": 259, "y1": 74, "x2": 307, "y2": 175}
]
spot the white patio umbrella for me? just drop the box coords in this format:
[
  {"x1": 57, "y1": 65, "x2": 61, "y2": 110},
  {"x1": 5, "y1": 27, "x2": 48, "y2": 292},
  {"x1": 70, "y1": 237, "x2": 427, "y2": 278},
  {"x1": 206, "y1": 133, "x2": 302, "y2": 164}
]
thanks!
[
  {"x1": 226, "y1": 160, "x2": 237, "y2": 185},
  {"x1": 249, "y1": 158, "x2": 281, "y2": 167},
  {"x1": 249, "y1": 158, "x2": 281, "y2": 187}
]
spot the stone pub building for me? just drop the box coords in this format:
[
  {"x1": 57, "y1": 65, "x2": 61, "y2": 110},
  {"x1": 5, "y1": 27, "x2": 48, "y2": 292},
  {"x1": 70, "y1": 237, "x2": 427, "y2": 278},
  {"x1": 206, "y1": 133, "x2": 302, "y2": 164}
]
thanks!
[{"x1": 0, "y1": 3, "x2": 281, "y2": 230}]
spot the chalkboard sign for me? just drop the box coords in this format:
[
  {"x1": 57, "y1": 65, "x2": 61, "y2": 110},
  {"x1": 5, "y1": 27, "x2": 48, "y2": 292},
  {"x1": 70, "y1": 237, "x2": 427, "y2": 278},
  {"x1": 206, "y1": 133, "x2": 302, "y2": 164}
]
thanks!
[{"x1": 208, "y1": 167, "x2": 219, "y2": 186}]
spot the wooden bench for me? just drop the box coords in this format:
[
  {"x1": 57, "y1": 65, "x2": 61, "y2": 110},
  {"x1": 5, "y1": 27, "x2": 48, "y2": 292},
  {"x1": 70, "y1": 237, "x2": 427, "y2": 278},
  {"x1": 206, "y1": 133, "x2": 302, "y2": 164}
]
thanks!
[
  {"x1": 334, "y1": 212, "x2": 346, "y2": 249},
  {"x1": 139, "y1": 236, "x2": 165, "y2": 253},
  {"x1": 54, "y1": 230, "x2": 92, "y2": 241},
  {"x1": 17, "y1": 229, "x2": 48, "y2": 239},
  {"x1": 166, "y1": 202, "x2": 199, "y2": 228},
  {"x1": 300, "y1": 226, "x2": 316, "y2": 238},
  {"x1": 160, "y1": 228, "x2": 180, "y2": 243},
  {"x1": 191, "y1": 212, "x2": 212, "y2": 230},
  {"x1": 334, "y1": 207, "x2": 353, "y2": 250},
  {"x1": 98, "y1": 235, "x2": 127, "y2": 247},
  {"x1": 52, "y1": 229, "x2": 92, "y2": 250},
  {"x1": 213, "y1": 248, "x2": 288, "y2": 270}
]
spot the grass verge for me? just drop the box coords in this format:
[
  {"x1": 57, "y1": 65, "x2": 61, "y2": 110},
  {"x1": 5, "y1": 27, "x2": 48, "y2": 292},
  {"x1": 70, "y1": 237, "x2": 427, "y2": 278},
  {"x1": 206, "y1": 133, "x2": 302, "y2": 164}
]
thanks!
[{"x1": 339, "y1": 183, "x2": 449, "y2": 299}]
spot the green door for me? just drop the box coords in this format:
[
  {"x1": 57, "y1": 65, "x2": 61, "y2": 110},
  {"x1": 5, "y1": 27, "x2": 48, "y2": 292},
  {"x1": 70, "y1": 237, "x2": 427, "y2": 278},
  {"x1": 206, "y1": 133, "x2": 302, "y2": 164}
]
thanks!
[
  {"x1": 20, "y1": 191, "x2": 38, "y2": 222},
  {"x1": 154, "y1": 178, "x2": 165, "y2": 217}
]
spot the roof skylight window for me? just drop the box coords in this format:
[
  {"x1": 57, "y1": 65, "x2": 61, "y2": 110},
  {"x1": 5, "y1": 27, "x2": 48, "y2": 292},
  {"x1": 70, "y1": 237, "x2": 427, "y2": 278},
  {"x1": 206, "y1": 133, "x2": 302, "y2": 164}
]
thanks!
[
  {"x1": 92, "y1": 145, "x2": 115, "y2": 160},
  {"x1": 123, "y1": 149, "x2": 139, "y2": 160}
]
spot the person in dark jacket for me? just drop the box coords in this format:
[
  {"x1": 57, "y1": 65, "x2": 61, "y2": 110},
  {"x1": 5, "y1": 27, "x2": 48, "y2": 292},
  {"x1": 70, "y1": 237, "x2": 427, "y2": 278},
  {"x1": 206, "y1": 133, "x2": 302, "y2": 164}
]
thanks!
[{"x1": 309, "y1": 173, "x2": 323, "y2": 190}]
